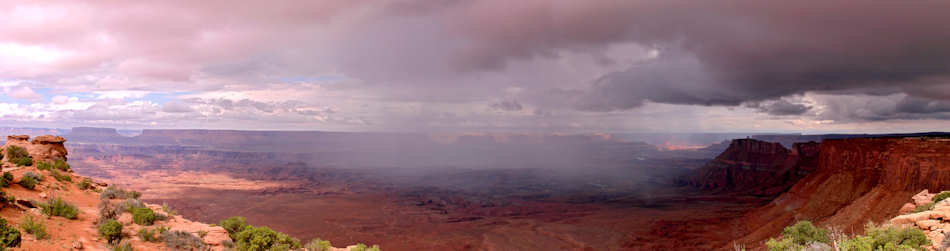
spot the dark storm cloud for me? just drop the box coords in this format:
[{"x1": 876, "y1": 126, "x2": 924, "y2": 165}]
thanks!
[
  {"x1": 396, "y1": 0, "x2": 950, "y2": 120},
  {"x1": 746, "y1": 100, "x2": 812, "y2": 116}
]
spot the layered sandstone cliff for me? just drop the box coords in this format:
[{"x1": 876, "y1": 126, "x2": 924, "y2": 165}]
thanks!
[
  {"x1": 681, "y1": 138, "x2": 819, "y2": 196},
  {"x1": 737, "y1": 137, "x2": 950, "y2": 246}
]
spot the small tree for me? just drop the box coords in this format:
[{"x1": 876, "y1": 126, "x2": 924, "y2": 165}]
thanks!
[{"x1": 98, "y1": 219, "x2": 123, "y2": 244}]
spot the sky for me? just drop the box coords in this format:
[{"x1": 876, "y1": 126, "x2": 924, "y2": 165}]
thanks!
[{"x1": 1, "y1": 1, "x2": 950, "y2": 133}]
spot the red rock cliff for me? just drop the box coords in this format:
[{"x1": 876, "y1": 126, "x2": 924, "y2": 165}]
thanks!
[
  {"x1": 682, "y1": 139, "x2": 819, "y2": 196},
  {"x1": 737, "y1": 137, "x2": 950, "y2": 246}
]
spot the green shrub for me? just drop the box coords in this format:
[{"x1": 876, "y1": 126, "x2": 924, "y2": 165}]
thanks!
[
  {"x1": 50, "y1": 169, "x2": 71, "y2": 182},
  {"x1": 53, "y1": 159, "x2": 70, "y2": 171},
  {"x1": 100, "y1": 186, "x2": 141, "y2": 200},
  {"x1": 5, "y1": 146, "x2": 31, "y2": 166},
  {"x1": 161, "y1": 230, "x2": 207, "y2": 250},
  {"x1": 98, "y1": 219, "x2": 123, "y2": 244},
  {"x1": 914, "y1": 202, "x2": 935, "y2": 213},
  {"x1": 780, "y1": 220, "x2": 829, "y2": 245},
  {"x1": 839, "y1": 222, "x2": 928, "y2": 251},
  {"x1": 0, "y1": 218, "x2": 21, "y2": 249},
  {"x1": 133, "y1": 207, "x2": 157, "y2": 226},
  {"x1": 0, "y1": 172, "x2": 11, "y2": 188},
  {"x1": 36, "y1": 161, "x2": 52, "y2": 171},
  {"x1": 77, "y1": 178, "x2": 94, "y2": 190},
  {"x1": 5, "y1": 146, "x2": 27, "y2": 159},
  {"x1": 18, "y1": 176, "x2": 37, "y2": 190},
  {"x1": 934, "y1": 192, "x2": 950, "y2": 204},
  {"x1": 39, "y1": 197, "x2": 79, "y2": 219},
  {"x1": 20, "y1": 215, "x2": 48, "y2": 240},
  {"x1": 233, "y1": 225, "x2": 301, "y2": 251},
  {"x1": 305, "y1": 238, "x2": 333, "y2": 251},
  {"x1": 138, "y1": 228, "x2": 159, "y2": 242},
  {"x1": 220, "y1": 216, "x2": 248, "y2": 239},
  {"x1": 111, "y1": 240, "x2": 133, "y2": 251}
]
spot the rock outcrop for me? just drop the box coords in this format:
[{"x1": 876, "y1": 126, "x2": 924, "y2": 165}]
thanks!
[
  {"x1": 1, "y1": 135, "x2": 68, "y2": 165},
  {"x1": 889, "y1": 190, "x2": 950, "y2": 250},
  {"x1": 681, "y1": 138, "x2": 819, "y2": 195},
  {"x1": 737, "y1": 137, "x2": 950, "y2": 246}
]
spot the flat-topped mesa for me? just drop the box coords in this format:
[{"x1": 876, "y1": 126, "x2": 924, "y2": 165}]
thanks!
[
  {"x1": 680, "y1": 138, "x2": 819, "y2": 195},
  {"x1": 2, "y1": 134, "x2": 68, "y2": 164}
]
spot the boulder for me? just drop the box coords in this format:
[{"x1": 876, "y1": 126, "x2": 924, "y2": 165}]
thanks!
[
  {"x1": 914, "y1": 190, "x2": 935, "y2": 206},
  {"x1": 899, "y1": 203, "x2": 917, "y2": 214},
  {"x1": 891, "y1": 212, "x2": 934, "y2": 225},
  {"x1": 916, "y1": 219, "x2": 940, "y2": 230}
]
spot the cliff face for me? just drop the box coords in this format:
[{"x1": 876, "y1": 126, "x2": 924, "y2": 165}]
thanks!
[
  {"x1": 738, "y1": 137, "x2": 950, "y2": 245},
  {"x1": 682, "y1": 139, "x2": 819, "y2": 195}
]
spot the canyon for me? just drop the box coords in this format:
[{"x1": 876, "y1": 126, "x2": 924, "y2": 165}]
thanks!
[{"x1": 4, "y1": 127, "x2": 948, "y2": 250}]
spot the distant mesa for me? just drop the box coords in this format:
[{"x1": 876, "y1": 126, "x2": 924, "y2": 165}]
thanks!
[
  {"x1": 679, "y1": 138, "x2": 819, "y2": 196},
  {"x1": 70, "y1": 127, "x2": 122, "y2": 137}
]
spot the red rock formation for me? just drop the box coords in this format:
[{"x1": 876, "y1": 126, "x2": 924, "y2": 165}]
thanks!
[
  {"x1": 737, "y1": 137, "x2": 950, "y2": 247},
  {"x1": 2, "y1": 135, "x2": 68, "y2": 165},
  {"x1": 682, "y1": 139, "x2": 819, "y2": 196}
]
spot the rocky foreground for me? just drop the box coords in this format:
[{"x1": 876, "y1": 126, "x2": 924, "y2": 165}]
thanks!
[{"x1": 0, "y1": 135, "x2": 361, "y2": 251}]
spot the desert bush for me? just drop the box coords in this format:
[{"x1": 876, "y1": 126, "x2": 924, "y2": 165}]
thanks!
[
  {"x1": 6, "y1": 146, "x2": 31, "y2": 167},
  {"x1": 138, "y1": 228, "x2": 159, "y2": 242},
  {"x1": 49, "y1": 169, "x2": 71, "y2": 182},
  {"x1": 100, "y1": 186, "x2": 141, "y2": 200},
  {"x1": 17, "y1": 176, "x2": 38, "y2": 190},
  {"x1": 1, "y1": 172, "x2": 11, "y2": 187},
  {"x1": 77, "y1": 178, "x2": 93, "y2": 190},
  {"x1": 22, "y1": 172, "x2": 42, "y2": 182},
  {"x1": 766, "y1": 220, "x2": 830, "y2": 251},
  {"x1": 220, "y1": 216, "x2": 249, "y2": 239},
  {"x1": 20, "y1": 215, "x2": 48, "y2": 240},
  {"x1": 934, "y1": 191, "x2": 950, "y2": 204},
  {"x1": 352, "y1": 243, "x2": 381, "y2": 251},
  {"x1": 111, "y1": 240, "x2": 133, "y2": 251},
  {"x1": 305, "y1": 238, "x2": 333, "y2": 251},
  {"x1": 161, "y1": 230, "x2": 207, "y2": 250},
  {"x1": 11, "y1": 157, "x2": 32, "y2": 167},
  {"x1": 97, "y1": 200, "x2": 119, "y2": 224},
  {"x1": 5, "y1": 146, "x2": 27, "y2": 159},
  {"x1": 0, "y1": 218, "x2": 21, "y2": 249},
  {"x1": 98, "y1": 219, "x2": 123, "y2": 244},
  {"x1": 53, "y1": 159, "x2": 70, "y2": 171},
  {"x1": 119, "y1": 198, "x2": 146, "y2": 213},
  {"x1": 36, "y1": 161, "x2": 52, "y2": 171},
  {"x1": 162, "y1": 203, "x2": 177, "y2": 217},
  {"x1": 840, "y1": 222, "x2": 928, "y2": 251},
  {"x1": 914, "y1": 202, "x2": 935, "y2": 213},
  {"x1": 133, "y1": 207, "x2": 157, "y2": 225},
  {"x1": 39, "y1": 197, "x2": 79, "y2": 219},
  {"x1": 233, "y1": 225, "x2": 301, "y2": 251},
  {"x1": 781, "y1": 221, "x2": 830, "y2": 245}
]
